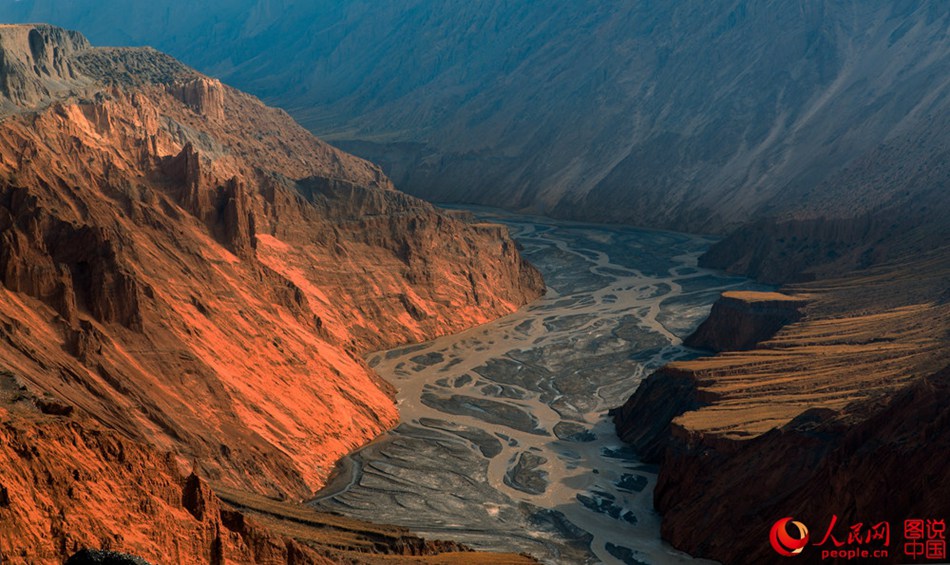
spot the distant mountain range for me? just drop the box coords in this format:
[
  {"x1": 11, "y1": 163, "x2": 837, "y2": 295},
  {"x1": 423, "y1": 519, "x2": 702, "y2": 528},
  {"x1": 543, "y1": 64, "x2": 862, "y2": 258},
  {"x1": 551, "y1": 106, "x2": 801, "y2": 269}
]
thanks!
[{"x1": 3, "y1": 1, "x2": 947, "y2": 235}]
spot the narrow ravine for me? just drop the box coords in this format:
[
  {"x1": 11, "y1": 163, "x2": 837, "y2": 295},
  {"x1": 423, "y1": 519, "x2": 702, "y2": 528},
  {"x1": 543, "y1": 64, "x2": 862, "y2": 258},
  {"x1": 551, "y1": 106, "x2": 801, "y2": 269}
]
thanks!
[{"x1": 311, "y1": 208, "x2": 769, "y2": 564}]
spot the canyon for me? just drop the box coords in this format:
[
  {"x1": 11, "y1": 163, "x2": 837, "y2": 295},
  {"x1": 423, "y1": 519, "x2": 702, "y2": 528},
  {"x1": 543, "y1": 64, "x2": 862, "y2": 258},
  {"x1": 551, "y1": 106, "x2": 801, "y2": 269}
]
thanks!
[
  {"x1": 0, "y1": 24, "x2": 541, "y2": 563},
  {"x1": 310, "y1": 210, "x2": 766, "y2": 565},
  {"x1": 0, "y1": 3, "x2": 946, "y2": 564}
]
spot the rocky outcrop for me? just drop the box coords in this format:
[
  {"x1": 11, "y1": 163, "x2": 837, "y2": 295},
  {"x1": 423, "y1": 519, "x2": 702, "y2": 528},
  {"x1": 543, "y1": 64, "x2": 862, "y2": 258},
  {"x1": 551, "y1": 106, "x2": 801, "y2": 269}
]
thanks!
[
  {"x1": 0, "y1": 24, "x2": 91, "y2": 110},
  {"x1": 0, "y1": 193, "x2": 143, "y2": 331},
  {"x1": 0, "y1": 411, "x2": 322, "y2": 564},
  {"x1": 610, "y1": 366, "x2": 703, "y2": 463},
  {"x1": 160, "y1": 142, "x2": 213, "y2": 220},
  {"x1": 613, "y1": 255, "x2": 950, "y2": 564},
  {"x1": 0, "y1": 24, "x2": 543, "y2": 563},
  {"x1": 168, "y1": 77, "x2": 225, "y2": 120},
  {"x1": 684, "y1": 291, "x2": 806, "y2": 351},
  {"x1": 646, "y1": 366, "x2": 950, "y2": 565}
]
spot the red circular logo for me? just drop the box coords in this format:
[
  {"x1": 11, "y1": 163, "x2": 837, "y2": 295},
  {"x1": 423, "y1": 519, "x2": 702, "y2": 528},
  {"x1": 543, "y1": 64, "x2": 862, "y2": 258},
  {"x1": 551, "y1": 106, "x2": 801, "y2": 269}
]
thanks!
[{"x1": 770, "y1": 517, "x2": 810, "y2": 556}]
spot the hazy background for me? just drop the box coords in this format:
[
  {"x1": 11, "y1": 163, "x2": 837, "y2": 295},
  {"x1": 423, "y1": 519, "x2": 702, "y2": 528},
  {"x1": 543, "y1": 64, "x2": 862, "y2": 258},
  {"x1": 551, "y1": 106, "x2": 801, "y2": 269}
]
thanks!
[{"x1": 1, "y1": 0, "x2": 948, "y2": 233}]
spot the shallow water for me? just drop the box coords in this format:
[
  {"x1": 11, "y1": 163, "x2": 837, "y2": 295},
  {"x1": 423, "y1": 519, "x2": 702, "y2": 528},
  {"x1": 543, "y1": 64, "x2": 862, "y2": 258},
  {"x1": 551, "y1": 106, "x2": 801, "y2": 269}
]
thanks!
[{"x1": 310, "y1": 209, "x2": 768, "y2": 564}]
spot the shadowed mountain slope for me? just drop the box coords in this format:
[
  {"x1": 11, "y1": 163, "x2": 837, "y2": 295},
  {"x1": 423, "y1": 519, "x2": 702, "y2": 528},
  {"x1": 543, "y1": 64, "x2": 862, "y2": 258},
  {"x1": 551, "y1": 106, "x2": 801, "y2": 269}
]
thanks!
[{"x1": 2, "y1": 1, "x2": 948, "y2": 234}]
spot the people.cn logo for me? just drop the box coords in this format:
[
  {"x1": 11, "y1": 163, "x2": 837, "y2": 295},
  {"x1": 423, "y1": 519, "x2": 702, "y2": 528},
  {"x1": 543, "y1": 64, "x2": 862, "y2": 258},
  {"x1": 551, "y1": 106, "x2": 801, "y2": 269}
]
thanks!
[{"x1": 771, "y1": 517, "x2": 810, "y2": 556}]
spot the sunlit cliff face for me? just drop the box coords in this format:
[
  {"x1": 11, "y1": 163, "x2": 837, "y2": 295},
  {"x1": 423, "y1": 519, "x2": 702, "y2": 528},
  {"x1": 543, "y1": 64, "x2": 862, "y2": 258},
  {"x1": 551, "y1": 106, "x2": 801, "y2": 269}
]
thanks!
[{"x1": 0, "y1": 24, "x2": 542, "y2": 561}]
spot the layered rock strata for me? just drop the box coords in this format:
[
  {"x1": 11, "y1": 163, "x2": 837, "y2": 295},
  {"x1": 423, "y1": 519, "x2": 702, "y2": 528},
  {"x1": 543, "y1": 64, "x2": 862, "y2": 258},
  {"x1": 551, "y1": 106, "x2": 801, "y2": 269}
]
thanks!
[{"x1": 0, "y1": 24, "x2": 543, "y2": 563}]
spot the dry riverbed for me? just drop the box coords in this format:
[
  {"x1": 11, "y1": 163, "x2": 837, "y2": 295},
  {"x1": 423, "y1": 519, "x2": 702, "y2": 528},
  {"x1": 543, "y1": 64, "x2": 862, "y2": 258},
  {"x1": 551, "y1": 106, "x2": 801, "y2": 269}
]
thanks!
[{"x1": 311, "y1": 209, "x2": 767, "y2": 564}]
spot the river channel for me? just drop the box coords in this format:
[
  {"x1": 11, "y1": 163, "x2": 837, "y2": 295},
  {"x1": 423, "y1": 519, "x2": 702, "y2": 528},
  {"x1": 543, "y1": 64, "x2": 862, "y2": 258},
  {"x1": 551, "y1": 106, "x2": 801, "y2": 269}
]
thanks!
[{"x1": 311, "y1": 209, "x2": 766, "y2": 564}]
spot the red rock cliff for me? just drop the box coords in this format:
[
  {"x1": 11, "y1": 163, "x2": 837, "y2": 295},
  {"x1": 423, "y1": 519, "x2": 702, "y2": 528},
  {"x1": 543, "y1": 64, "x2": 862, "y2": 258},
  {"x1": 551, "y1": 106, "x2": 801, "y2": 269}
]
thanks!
[
  {"x1": 0, "y1": 25, "x2": 543, "y2": 563},
  {"x1": 684, "y1": 291, "x2": 807, "y2": 352}
]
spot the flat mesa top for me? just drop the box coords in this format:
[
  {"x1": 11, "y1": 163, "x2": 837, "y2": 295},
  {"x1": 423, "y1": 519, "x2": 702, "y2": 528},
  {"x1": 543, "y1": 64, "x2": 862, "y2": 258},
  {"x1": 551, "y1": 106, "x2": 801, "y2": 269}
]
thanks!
[{"x1": 720, "y1": 290, "x2": 807, "y2": 302}]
